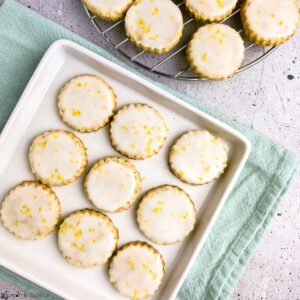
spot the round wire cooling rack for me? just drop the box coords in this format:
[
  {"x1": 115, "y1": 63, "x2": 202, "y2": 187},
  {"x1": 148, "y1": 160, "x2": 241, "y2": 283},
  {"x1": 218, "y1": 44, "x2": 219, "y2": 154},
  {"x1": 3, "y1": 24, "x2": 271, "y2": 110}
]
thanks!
[{"x1": 82, "y1": 0, "x2": 278, "y2": 81}]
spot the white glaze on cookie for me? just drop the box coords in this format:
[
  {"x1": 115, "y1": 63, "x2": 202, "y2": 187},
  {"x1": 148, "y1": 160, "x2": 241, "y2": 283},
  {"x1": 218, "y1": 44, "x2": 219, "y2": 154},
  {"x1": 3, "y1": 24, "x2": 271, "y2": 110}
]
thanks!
[
  {"x1": 110, "y1": 104, "x2": 168, "y2": 159},
  {"x1": 137, "y1": 185, "x2": 196, "y2": 244},
  {"x1": 109, "y1": 242, "x2": 164, "y2": 299},
  {"x1": 82, "y1": 0, "x2": 134, "y2": 21},
  {"x1": 85, "y1": 157, "x2": 141, "y2": 212},
  {"x1": 58, "y1": 210, "x2": 118, "y2": 268},
  {"x1": 125, "y1": 0, "x2": 183, "y2": 53},
  {"x1": 187, "y1": 24, "x2": 244, "y2": 79},
  {"x1": 58, "y1": 75, "x2": 116, "y2": 132},
  {"x1": 29, "y1": 130, "x2": 87, "y2": 186},
  {"x1": 185, "y1": 0, "x2": 238, "y2": 21},
  {"x1": 169, "y1": 130, "x2": 228, "y2": 185},
  {"x1": 242, "y1": 0, "x2": 299, "y2": 41},
  {"x1": 0, "y1": 181, "x2": 60, "y2": 240}
]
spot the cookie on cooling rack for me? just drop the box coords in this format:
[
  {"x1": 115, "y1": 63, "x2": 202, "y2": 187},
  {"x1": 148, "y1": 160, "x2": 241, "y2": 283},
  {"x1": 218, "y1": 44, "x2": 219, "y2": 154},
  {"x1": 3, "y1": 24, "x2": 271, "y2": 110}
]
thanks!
[
  {"x1": 169, "y1": 130, "x2": 228, "y2": 185},
  {"x1": 185, "y1": 0, "x2": 238, "y2": 22},
  {"x1": 29, "y1": 130, "x2": 88, "y2": 186},
  {"x1": 125, "y1": 0, "x2": 183, "y2": 54},
  {"x1": 58, "y1": 209, "x2": 118, "y2": 268},
  {"x1": 137, "y1": 185, "x2": 196, "y2": 245},
  {"x1": 82, "y1": 0, "x2": 134, "y2": 21},
  {"x1": 110, "y1": 103, "x2": 168, "y2": 160},
  {"x1": 109, "y1": 241, "x2": 165, "y2": 299},
  {"x1": 58, "y1": 75, "x2": 116, "y2": 133},
  {"x1": 187, "y1": 23, "x2": 245, "y2": 80},
  {"x1": 84, "y1": 157, "x2": 142, "y2": 212},
  {"x1": 0, "y1": 181, "x2": 61, "y2": 240},
  {"x1": 241, "y1": 0, "x2": 300, "y2": 46}
]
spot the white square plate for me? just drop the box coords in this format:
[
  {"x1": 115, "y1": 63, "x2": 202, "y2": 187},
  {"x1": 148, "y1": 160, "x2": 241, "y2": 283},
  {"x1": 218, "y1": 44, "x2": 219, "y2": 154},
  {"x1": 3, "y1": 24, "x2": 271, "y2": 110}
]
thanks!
[{"x1": 0, "y1": 40, "x2": 250, "y2": 300}]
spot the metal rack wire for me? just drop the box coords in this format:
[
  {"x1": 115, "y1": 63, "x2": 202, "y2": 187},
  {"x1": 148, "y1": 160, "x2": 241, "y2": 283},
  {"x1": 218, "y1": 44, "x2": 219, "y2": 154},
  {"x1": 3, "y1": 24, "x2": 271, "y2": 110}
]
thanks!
[{"x1": 82, "y1": 0, "x2": 278, "y2": 81}]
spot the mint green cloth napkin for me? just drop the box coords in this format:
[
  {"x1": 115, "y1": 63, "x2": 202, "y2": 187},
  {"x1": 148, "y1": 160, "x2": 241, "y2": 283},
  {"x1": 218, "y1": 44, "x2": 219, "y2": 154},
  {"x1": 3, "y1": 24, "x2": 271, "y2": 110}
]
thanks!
[{"x1": 0, "y1": 1, "x2": 298, "y2": 299}]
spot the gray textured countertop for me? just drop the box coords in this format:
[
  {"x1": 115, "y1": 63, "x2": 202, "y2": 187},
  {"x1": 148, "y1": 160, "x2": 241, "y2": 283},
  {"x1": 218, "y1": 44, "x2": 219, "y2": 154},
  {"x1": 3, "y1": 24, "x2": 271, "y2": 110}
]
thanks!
[{"x1": 1, "y1": 1, "x2": 299, "y2": 299}]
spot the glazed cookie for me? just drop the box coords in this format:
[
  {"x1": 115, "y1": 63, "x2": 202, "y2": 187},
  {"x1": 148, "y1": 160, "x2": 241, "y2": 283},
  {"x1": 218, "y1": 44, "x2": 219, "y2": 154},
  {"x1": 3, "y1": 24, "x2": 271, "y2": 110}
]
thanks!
[
  {"x1": 82, "y1": 0, "x2": 134, "y2": 21},
  {"x1": 185, "y1": 0, "x2": 238, "y2": 22},
  {"x1": 169, "y1": 130, "x2": 228, "y2": 185},
  {"x1": 84, "y1": 157, "x2": 142, "y2": 212},
  {"x1": 109, "y1": 241, "x2": 165, "y2": 299},
  {"x1": 241, "y1": 0, "x2": 300, "y2": 46},
  {"x1": 29, "y1": 130, "x2": 88, "y2": 186},
  {"x1": 110, "y1": 104, "x2": 168, "y2": 160},
  {"x1": 137, "y1": 185, "x2": 196, "y2": 244},
  {"x1": 0, "y1": 181, "x2": 60, "y2": 240},
  {"x1": 58, "y1": 209, "x2": 118, "y2": 268},
  {"x1": 187, "y1": 23, "x2": 245, "y2": 80},
  {"x1": 58, "y1": 75, "x2": 116, "y2": 133},
  {"x1": 125, "y1": 0, "x2": 183, "y2": 54}
]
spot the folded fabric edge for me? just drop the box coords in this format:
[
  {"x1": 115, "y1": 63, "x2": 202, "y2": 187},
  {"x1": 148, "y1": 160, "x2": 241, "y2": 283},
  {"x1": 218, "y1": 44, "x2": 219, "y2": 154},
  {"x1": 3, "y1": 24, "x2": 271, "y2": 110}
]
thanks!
[{"x1": 203, "y1": 150, "x2": 299, "y2": 300}]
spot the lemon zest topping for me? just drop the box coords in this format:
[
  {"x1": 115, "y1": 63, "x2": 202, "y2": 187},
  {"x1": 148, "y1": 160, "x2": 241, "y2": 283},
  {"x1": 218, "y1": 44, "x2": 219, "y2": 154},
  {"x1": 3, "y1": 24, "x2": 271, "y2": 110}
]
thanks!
[
  {"x1": 96, "y1": 89, "x2": 106, "y2": 99},
  {"x1": 72, "y1": 109, "x2": 81, "y2": 117},
  {"x1": 217, "y1": 0, "x2": 224, "y2": 8},
  {"x1": 74, "y1": 229, "x2": 83, "y2": 237},
  {"x1": 132, "y1": 290, "x2": 139, "y2": 300},
  {"x1": 152, "y1": 207, "x2": 163, "y2": 213},
  {"x1": 141, "y1": 263, "x2": 148, "y2": 270},
  {"x1": 38, "y1": 140, "x2": 48, "y2": 149},
  {"x1": 149, "y1": 34, "x2": 159, "y2": 41},
  {"x1": 60, "y1": 223, "x2": 67, "y2": 234},
  {"x1": 56, "y1": 174, "x2": 65, "y2": 182},
  {"x1": 149, "y1": 269, "x2": 158, "y2": 280},
  {"x1": 180, "y1": 213, "x2": 188, "y2": 219},
  {"x1": 137, "y1": 19, "x2": 151, "y2": 33},
  {"x1": 152, "y1": 7, "x2": 159, "y2": 15},
  {"x1": 178, "y1": 170, "x2": 185, "y2": 177},
  {"x1": 127, "y1": 260, "x2": 135, "y2": 270},
  {"x1": 145, "y1": 139, "x2": 153, "y2": 155},
  {"x1": 20, "y1": 204, "x2": 31, "y2": 215},
  {"x1": 71, "y1": 242, "x2": 85, "y2": 251}
]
